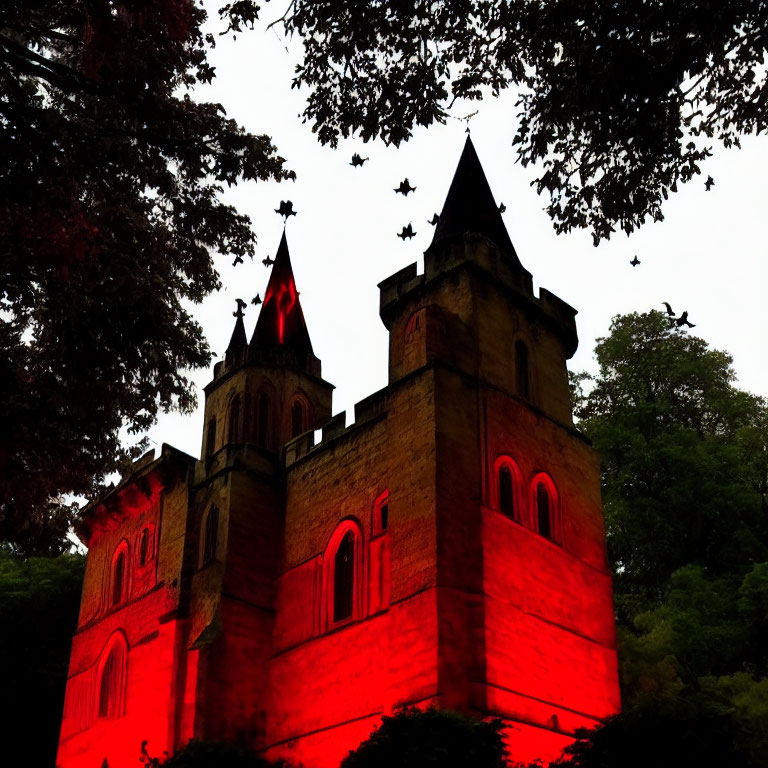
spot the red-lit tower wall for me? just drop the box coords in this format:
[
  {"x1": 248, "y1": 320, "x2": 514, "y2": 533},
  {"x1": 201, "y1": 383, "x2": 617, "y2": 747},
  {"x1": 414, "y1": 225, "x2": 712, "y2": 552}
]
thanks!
[{"x1": 56, "y1": 448, "x2": 200, "y2": 768}]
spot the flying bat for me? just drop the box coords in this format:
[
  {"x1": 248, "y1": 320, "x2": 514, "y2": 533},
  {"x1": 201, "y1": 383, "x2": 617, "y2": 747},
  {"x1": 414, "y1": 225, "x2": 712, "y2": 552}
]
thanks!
[
  {"x1": 428, "y1": 213, "x2": 440, "y2": 226},
  {"x1": 397, "y1": 223, "x2": 416, "y2": 240},
  {"x1": 232, "y1": 255, "x2": 244, "y2": 267},
  {"x1": 394, "y1": 178, "x2": 416, "y2": 196},
  {"x1": 498, "y1": 203, "x2": 506, "y2": 214},
  {"x1": 275, "y1": 200, "x2": 296, "y2": 218},
  {"x1": 262, "y1": 255, "x2": 275, "y2": 267},
  {"x1": 705, "y1": 175, "x2": 715, "y2": 191},
  {"x1": 251, "y1": 294, "x2": 262, "y2": 306},
  {"x1": 350, "y1": 153, "x2": 368, "y2": 167},
  {"x1": 630, "y1": 255, "x2": 640, "y2": 267},
  {"x1": 662, "y1": 302, "x2": 675, "y2": 316}
]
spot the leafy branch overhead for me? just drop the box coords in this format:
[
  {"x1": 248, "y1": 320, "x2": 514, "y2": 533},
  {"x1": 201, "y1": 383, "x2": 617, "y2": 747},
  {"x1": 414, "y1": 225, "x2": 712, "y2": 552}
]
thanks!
[
  {"x1": 0, "y1": 2, "x2": 293, "y2": 553},
  {"x1": 232, "y1": 0, "x2": 768, "y2": 244}
]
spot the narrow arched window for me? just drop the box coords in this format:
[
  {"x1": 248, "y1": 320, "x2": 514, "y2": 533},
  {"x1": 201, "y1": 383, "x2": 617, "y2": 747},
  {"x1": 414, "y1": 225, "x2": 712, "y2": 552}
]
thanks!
[
  {"x1": 138, "y1": 527, "x2": 152, "y2": 567},
  {"x1": 98, "y1": 639, "x2": 126, "y2": 719},
  {"x1": 203, "y1": 507, "x2": 219, "y2": 565},
  {"x1": 291, "y1": 400, "x2": 305, "y2": 438},
  {"x1": 206, "y1": 418, "x2": 217, "y2": 457},
  {"x1": 228, "y1": 395, "x2": 241, "y2": 443},
  {"x1": 515, "y1": 340, "x2": 530, "y2": 399},
  {"x1": 257, "y1": 391, "x2": 270, "y2": 448},
  {"x1": 537, "y1": 482, "x2": 552, "y2": 539},
  {"x1": 111, "y1": 550, "x2": 126, "y2": 607},
  {"x1": 499, "y1": 465, "x2": 514, "y2": 518},
  {"x1": 333, "y1": 531, "x2": 355, "y2": 622}
]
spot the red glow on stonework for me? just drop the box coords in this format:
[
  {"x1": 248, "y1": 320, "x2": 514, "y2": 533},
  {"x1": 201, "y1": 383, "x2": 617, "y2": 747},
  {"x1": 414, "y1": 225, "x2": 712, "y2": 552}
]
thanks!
[{"x1": 263, "y1": 278, "x2": 297, "y2": 344}]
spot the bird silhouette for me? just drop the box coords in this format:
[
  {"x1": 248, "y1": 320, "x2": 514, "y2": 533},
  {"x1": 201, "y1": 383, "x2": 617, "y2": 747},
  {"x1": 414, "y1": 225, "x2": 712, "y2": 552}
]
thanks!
[
  {"x1": 630, "y1": 255, "x2": 640, "y2": 266},
  {"x1": 251, "y1": 293, "x2": 262, "y2": 306},
  {"x1": 498, "y1": 202, "x2": 506, "y2": 214},
  {"x1": 428, "y1": 213, "x2": 440, "y2": 226},
  {"x1": 262, "y1": 255, "x2": 275, "y2": 267},
  {"x1": 275, "y1": 200, "x2": 296, "y2": 218},
  {"x1": 705, "y1": 175, "x2": 715, "y2": 191},
  {"x1": 233, "y1": 298, "x2": 247, "y2": 317},
  {"x1": 676, "y1": 311, "x2": 696, "y2": 328},
  {"x1": 232, "y1": 254, "x2": 244, "y2": 267},
  {"x1": 662, "y1": 302, "x2": 675, "y2": 316},
  {"x1": 397, "y1": 223, "x2": 416, "y2": 240},
  {"x1": 394, "y1": 178, "x2": 416, "y2": 196},
  {"x1": 350, "y1": 153, "x2": 368, "y2": 167}
]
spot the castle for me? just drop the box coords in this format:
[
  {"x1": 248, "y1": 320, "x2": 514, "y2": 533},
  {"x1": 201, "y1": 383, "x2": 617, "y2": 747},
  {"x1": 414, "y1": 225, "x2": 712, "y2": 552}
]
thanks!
[{"x1": 56, "y1": 138, "x2": 620, "y2": 768}]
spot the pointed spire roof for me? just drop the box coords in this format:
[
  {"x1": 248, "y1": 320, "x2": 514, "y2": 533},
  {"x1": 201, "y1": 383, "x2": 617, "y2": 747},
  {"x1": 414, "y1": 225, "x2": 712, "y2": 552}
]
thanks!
[
  {"x1": 224, "y1": 306, "x2": 247, "y2": 365},
  {"x1": 429, "y1": 136, "x2": 524, "y2": 270},
  {"x1": 250, "y1": 231, "x2": 314, "y2": 357}
]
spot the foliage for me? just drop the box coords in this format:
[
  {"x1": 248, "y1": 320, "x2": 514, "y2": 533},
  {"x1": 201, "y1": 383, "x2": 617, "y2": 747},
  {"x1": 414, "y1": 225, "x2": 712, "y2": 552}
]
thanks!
[
  {"x1": 229, "y1": 0, "x2": 768, "y2": 243},
  {"x1": 572, "y1": 311, "x2": 768, "y2": 606},
  {"x1": 0, "y1": 2, "x2": 293, "y2": 554},
  {"x1": 340, "y1": 707, "x2": 507, "y2": 768},
  {"x1": 539, "y1": 698, "x2": 749, "y2": 768},
  {"x1": 0, "y1": 552, "x2": 85, "y2": 767},
  {"x1": 161, "y1": 739, "x2": 282, "y2": 768}
]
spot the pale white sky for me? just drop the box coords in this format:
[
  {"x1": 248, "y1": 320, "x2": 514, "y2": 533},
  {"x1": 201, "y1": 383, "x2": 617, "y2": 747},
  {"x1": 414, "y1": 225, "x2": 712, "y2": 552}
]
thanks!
[{"x1": 145, "y1": 18, "x2": 768, "y2": 459}]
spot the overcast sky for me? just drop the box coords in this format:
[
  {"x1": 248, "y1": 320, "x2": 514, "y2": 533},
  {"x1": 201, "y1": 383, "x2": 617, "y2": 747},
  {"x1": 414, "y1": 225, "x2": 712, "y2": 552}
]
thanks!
[{"x1": 145, "y1": 17, "x2": 768, "y2": 459}]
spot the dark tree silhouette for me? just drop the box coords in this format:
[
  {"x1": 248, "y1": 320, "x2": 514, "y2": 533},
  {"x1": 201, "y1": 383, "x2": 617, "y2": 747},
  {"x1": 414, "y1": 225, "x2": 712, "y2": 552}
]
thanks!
[
  {"x1": 259, "y1": 0, "x2": 768, "y2": 243},
  {"x1": 0, "y1": 3, "x2": 293, "y2": 553}
]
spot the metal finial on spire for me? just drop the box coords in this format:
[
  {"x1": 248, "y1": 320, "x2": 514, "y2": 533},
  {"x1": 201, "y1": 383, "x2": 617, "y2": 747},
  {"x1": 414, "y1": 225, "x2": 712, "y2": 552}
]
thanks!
[
  {"x1": 456, "y1": 110, "x2": 478, "y2": 134},
  {"x1": 275, "y1": 200, "x2": 297, "y2": 220},
  {"x1": 233, "y1": 298, "x2": 247, "y2": 318}
]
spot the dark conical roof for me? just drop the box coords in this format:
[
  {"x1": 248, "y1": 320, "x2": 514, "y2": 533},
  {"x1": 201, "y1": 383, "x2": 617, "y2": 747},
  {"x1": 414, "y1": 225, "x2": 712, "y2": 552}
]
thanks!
[
  {"x1": 250, "y1": 231, "x2": 314, "y2": 356},
  {"x1": 429, "y1": 136, "x2": 523, "y2": 269},
  {"x1": 226, "y1": 311, "x2": 247, "y2": 355}
]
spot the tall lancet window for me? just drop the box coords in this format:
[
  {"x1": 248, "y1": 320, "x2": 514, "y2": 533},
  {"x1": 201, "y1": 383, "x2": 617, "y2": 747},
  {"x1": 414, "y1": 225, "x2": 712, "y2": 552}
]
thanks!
[
  {"x1": 537, "y1": 482, "x2": 552, "y2": 540},
  {"x1": 333, "y1": 531, "x2": 355, "y2": 623},
  {"x1": 515, "y1": 340, "x2": 530, "y2": 400},
  {"x1": 291, "y1": 399, "x2": 305, "y2": 438},
  {"x1": 97, "y1": 636, "x2": 127, "y2": 719},
  {"x1": 257, "y1": 391, "x2": 270, "y2": 448},
  {"x1": 203, "y1": 506, "x2": 219, "y2": 565},
  {"x1": 228, "y1": 394, "x2": 241, "y2": 443},
  {"x1": 499, "y1": 464, "x2": 515, "y2": 519}
]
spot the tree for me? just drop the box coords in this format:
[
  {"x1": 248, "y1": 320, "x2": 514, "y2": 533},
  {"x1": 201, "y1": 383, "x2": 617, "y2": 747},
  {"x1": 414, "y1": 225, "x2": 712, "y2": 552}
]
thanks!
[
  {"x1": 571, "y1": 311, "x2": 768, "y2": 607},
  {"x1": 0, "y1": 551, "x2": 85, "y2": 767},
  {"x1": 0, "y1": 2, "x2": 293, "y2": 553},
  {"x1": 537, "y1": 699, "x2": 749, "y2": 768},
  {"x1": 263, "y1": 0, "x2": 768, "y2": 243},
  {"x1": 340, "y1": 708, "x2": 507, "y2": 768}
]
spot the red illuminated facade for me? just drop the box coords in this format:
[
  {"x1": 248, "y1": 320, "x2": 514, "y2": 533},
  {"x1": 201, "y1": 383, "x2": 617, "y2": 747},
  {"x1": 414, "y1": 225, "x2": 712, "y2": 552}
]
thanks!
[{"x1": 57, "y1": 138, "x2": 620, "y2": 768}]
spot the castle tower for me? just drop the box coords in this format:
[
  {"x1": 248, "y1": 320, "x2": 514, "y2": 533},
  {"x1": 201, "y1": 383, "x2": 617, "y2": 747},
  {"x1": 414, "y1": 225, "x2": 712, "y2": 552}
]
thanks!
[
  {"x1": 268, "y1": 138, "x2": 619, "y2": 767},
  {"x1": 188, "y1": 230, "x2": 333, "y2": 747}
]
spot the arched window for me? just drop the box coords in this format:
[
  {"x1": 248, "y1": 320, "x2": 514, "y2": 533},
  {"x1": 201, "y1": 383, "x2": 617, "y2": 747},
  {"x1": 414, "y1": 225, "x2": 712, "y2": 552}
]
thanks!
[
  {"x1": 257, "y1": 390, "x2": 270, "y2": 448},
  {"x1": 97, "y1": 634, "x2": 127, "y2": 719},
  {"x1": 228, "y1": 394, "x2": 241, "y2": 443},
  {"x1": 205, "y1": 417, "x2": 217, "y2": 457},
  {"x1": 494, "y1": 456, "x2": 521, "y2": 521},
  {"x1": 531, "y1": 473, "x2": 559, "y2": 542},
  {"x1": 203, "y1": 506, "x2": 219, "y2": 565},
  {"x1": 333, "y1": 531, "x2": 355, "y2": 622},
  {"x1": 537, "y1": 482, "x2": 552, "y2": 539},
  {"x1": 515, "y1": 340, "x2": 530, "y2": 399},
  {"x1": 499, "y1": 465, "x2": 514, "y2": 518},
  {"x1": 110, "y1": 543, "x2": 129, "y2": 607},
  {"x1": 138, "y1": 526, "x2": 154, "y2": 567},
  {"x1": 291, "y1": 399, "x2": 305, "y2": 438}
]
